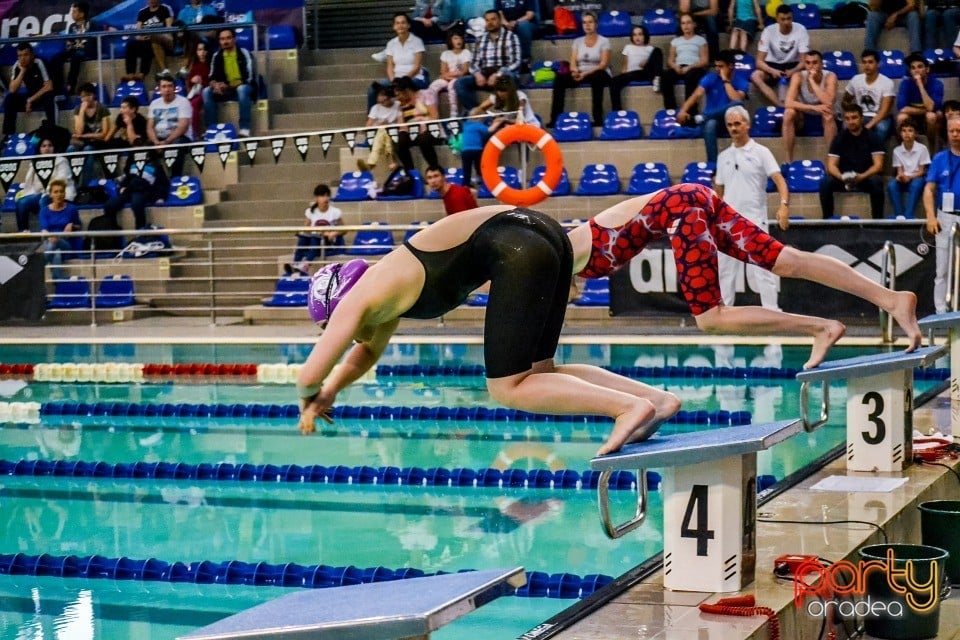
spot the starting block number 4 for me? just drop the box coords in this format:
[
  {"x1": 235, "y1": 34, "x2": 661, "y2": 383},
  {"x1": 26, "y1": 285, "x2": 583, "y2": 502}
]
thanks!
[{"x1": 846, "y1": 371, "x2": 912, "y2": 472}]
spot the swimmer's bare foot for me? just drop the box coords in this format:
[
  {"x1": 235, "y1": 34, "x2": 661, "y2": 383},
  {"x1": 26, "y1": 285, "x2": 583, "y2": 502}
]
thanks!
[
  {"x1": 597, "y1": 400, "x2": 656, "y2": 456},
  {"x1": 803, "y1": 320, "x2": 846, "y2": 369},
  {"x1": 623, "y1": 391, "x2": 682, "y2": 446},
  {"x1": 890, "y1": 290, "x2": 921, "y2": 352}
]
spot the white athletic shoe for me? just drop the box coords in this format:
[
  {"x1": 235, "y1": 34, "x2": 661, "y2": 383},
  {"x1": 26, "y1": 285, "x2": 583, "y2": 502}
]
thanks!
[{"x1": 238, "y1": 128, "x2": 251, "y2": 137}]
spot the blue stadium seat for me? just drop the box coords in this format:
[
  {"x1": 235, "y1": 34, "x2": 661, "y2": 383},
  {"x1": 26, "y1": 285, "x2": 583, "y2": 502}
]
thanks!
[
  {"x1": 165, "y1": 176, "x2": 203, "y2": 206},
  {"x1": 204, "y1": 123, "x2": 239, "y2": 152},
  {"x1": 3, "y1": 134, "x2": 34, "y2": 157},
  {"x1": 466, "y1": 293, "x2": 488, "y2": 306},
  {"x1": 750, "y1": 106, "x2": 784, "y2": 137},
  {"x1": 574, "y1": 277, "x2": 610, "y2": 306},
  {"x1": 333, "y1": 171, "x2": 375, "y2": 201},
  {"x1": 2, "y1": 184, "x2": 20, "y2": 212},
  {"x1": 792, "y1": 4, "x2": 822, "y2": 28},
  {"x1": 681, "y1": 161, "x2": 716, "y2": 186},
  {"x1": 263, "y1": 274, "x2": 310, "y2": 307},
  {"x1": 598, "y1": 10, "x2": 632, "y2": 37},
  {"x1": 478, "y1": 166, "x2": 522, "y2": 198},
  {"x1": 643, "y1": 8, "x2": 678, "y2": 35},
  {"x1": 598, "y1": 110, "x2": 642, "y2": 140},
  {"x1": 879, "y1": 50, "x2": 905, "y2": 79},
  {"x1": 626, "y1": 162, "x2": 671, "y2": 195},
  {"x1": 575, "y1": 164, "x2": 620, "y2": 196},
  {"x1": 823, "y1": 50, "x2": 857, "y2": 80},
  {"x1": 648, "y1": 109, "x2": 700, "y2": 139},
  {"x1": 151, "y1": 77, "x2": 185, "y2": 100},
  {"x1": 33, "y1": 39, "x2": 66, "y2": 62},
  {"x1": 347, "y1": 223, "x2": 395, "y2": 255},
  {"x1": 267, "y1": 25, "x2": 297, "y2": 50},
  {"x1": 47, "y1": 276, "x2": 91, "y2": 309},
  {"x1": 106, "y1": 35, "x2": 130, "y2": 60},
  {"x1": 234, "y1": 28, "x2": 256, "y2": 51},
  {"x1": 784, "y1": 159, "x2": 825, "y2": 192},
  {"x1": 403, "y1": 221, "x2": 430, "y2": 241},
  {"x1": 378, "y1": 169, "x2": 424, "y2": 200},
  {"x1": 112, "y1": 80, "x2": 147, "y2": 108},
  {"x1": 530, "y1": 165, "x2": 571, "y2": 195},
  {"x1": 96, "y1": 275, "x2": 135, "y2": 308},
  {"x1": 801, "y1": 113, "x2": 824, "y2": 136},
  {"x1": 924, "y1": 48, "x2": 957, "y2": 76},
  {"x1": 733, "y1": 52, "x2": 755, "y2": 85},
  {"x1": 75, "y1": 179, "x2": 119, "y2": 210},
  {"x1": 552, "y1": 111, "x2": 593, "y2": 142},
  {"x1": 426, "y1": 167, "x2": 463, "y2": 199}
]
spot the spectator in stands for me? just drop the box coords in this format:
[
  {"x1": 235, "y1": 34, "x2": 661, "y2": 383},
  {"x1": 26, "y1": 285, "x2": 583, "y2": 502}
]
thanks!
[
  {"x1": 843, "y1": 49, "x2": 895, "y2": 143},
  {"x1": 393, "y1": 76, "x2": 440, "y2": 172},
  {"x1": 473, "y1": 73, "x2": 536, "y2": 131},
  {"x1": 661, "y1": 13, "x2": 709, "y2": 112},
  {"x1": 176, "y1": 0, "x2": 219, "y2": 64},
  {"x1": 680, "y1": 0, "x2": 720, "y2": 61},
  {"x1": 923, "y1": 116, "x2": 960, "y2": 313},
  {"x1": 123, "y1": 0, "x2": 174, "y2": 82},
  {"x1": 182, "y1": 39, "x2": 210, "y2": 139},
  {"x1": 104, "y1": 150, "x2": 169, "y2": 229},
  {"x1": 457, "y1": 118, "x2": 488, "y2": 187},
  {"x1": 783, "y1": 50, "x2": 838, "y2": 163},
  {"x1": 111, "y1": 96, "x2": 149, "y2": 148},
  {"x1": 203, "y1": 28, "x2": 256, "y2": 137},
  {"x1": 750, "y1": 4, "x2": 809, "y2": 107},
  {"x1": 676, "y1": 49, "x2": 748, "y2": 163},
  {"x1": 410, "y1": 0, "x2": 457, "y2": 42},
  {"x1": 357, "y1": 85, "x2": 400, "y2": 172},
  {"x1": 888, "y1": 119, "x2": 930, "y2": 217},
  {"x1": 39, "y1": 179, "x2": 81, "y2": 278},
  {"x1": 456, "y1": 10, "x2": 521, "y2": 115},
  {"x1": 897, "y1": 53, "x2": 943, "y2": 150},
  {"x1": 728, "y1": 0, "x2": 764, "y2": 53},
  {"x1": 610, "y1": 26, "x2": 663, "y2": 110},
  {"x1": 428, "y1": 32, "x2": 472, "y2": 118},
  {"x1": 495, "y1": 0, "x2": 536, "y2": 70},
  {"x1": 148, "y1": 72, "x2": 193, "y2": 176},
  {"x1": 425, "y1": 165, "x2": 478, "y2": 214},
  {"x1": 70, "y1": 82, "x2": 115, "y2": 185},
  {"x1": 546, "y1": 12, "x2": 611, "y2": 128},
  {"x1": 15, "y1": 138, "x2": 76, "y2": 232},
  {"x1": 819, "y1": 104, "x2": 886, "y2": 219},
  {"x1": 368, "y1": 13, "x2": 428, "y2": 111},
  {"x1": 2, "y1": 44, "x2": 55, "y2": 140},
  {"x1": 715, "y1": 105, "x2": 788, "y2": 310},
  {"x1": 865, "y1": 0, "x2": 921, "y2": 54},
  {"x1": 285, "y1": 183, "x2": 343, "y2": 277},
  {"x1": 50, "y1": 1, "x2": 98, "y2": 97},
  {"x1": 926, "y1": 0, "x2": 960, "y2": 49}
]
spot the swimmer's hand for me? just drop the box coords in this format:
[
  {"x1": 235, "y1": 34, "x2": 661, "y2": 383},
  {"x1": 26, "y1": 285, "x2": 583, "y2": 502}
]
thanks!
[{"x1": 298, "y1": 390, "x2": 335, "y2": 435}]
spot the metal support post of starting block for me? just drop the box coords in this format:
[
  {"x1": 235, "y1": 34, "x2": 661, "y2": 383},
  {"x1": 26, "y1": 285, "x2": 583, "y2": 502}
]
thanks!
[
  {"x1": 796, "y1": 346, "x2": 945, "y2": 472},
  {"x1": 918, "y1": 311, "x2": 960, "y2": 438},
  {"x1": 590, "y1": 420, "x2": 802, "y2": 593}
]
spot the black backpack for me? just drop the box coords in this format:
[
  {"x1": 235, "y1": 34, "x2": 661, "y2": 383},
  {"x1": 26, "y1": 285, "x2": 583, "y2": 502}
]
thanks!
[
  {"x1": 84, "y1": 214, "x2": 123, "y2": 254},
  {"x1": 381, "y1": 167, "x2": 415, "y2": 197}
]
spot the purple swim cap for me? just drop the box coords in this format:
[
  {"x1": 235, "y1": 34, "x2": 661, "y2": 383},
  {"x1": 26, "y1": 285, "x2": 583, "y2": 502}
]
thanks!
[{"x1": 308, "y1": 259, "x2": 369, "y2": 325}]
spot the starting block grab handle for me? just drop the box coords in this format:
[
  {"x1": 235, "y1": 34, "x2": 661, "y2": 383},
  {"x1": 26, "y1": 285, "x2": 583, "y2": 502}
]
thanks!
[
  {"x1": 597, "y1": 469, "x2": 648, "y2": 539},
  {"x1": 799, "y1": 379, "x2": 830, "y2": 432}
]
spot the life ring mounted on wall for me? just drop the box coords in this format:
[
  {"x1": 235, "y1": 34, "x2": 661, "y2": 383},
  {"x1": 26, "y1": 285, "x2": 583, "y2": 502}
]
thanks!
[{"x1": 480, "y1": 123, "x2": 564, "y2": 207}]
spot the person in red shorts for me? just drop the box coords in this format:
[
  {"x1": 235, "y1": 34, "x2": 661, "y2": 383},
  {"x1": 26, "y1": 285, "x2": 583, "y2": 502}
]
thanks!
[
  {"x1": 567, "y1": 183, "x2": 922, "y2": 370},
  {"x1": 425, "y1": 165, "x2": 478, "y2": 215}
]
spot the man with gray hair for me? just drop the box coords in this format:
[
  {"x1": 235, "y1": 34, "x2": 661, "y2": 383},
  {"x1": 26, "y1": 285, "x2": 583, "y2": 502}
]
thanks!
[
  {"x1": 714, "y1": 105, "x2": 790, "y2": 309},
  {"x1": 923, "y1": 116, "x2": 960, "y2": 313}
]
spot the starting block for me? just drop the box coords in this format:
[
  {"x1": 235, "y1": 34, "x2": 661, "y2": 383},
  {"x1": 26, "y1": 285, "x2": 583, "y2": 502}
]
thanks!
[
  {"x1": 918, "y1": 311, "x2": 960, "y2": 438},
  {"x1": 590, "y1": 420, "x2": 802, "y2": 592},
  {"x1": 178, "y1": 567, "x2": 526, "y2": 640},
  {"x1": 796, "y1": 346, "x2": 946, "y2": 472}
]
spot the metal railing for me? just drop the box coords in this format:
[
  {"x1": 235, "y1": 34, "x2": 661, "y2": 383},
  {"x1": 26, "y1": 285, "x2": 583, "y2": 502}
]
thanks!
[
  {"x1": 948, "y1": 221, "x2": 960, "y2": 312},
  {"x1": 879, "y1": 240, "x2": 896, "y2": 343}
]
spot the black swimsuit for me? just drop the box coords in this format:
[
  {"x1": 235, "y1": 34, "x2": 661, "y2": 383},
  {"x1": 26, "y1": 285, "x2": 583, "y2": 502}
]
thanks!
[{"x1": 402, "y1": 208, "x2": 573, "y2": 378}]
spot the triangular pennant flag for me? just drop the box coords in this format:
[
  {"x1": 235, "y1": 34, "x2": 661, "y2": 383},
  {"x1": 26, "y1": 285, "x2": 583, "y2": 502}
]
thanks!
[
  {"x1": 32, "y1": 157, "x2": 55, "y2": 189},
  {"x1": 408, "y1": 127, "x2": 419, "y2": 142},
  {"x1": 427, "y1": 122, "x2": 441, "y2": 139},
  {"x1": 190, "y1": 146, "x2": 205, "y2": 172},
  {"x1": 68, "y1": 156, "x2": 85, "y2": 180},
  {"x1": 319, "y1": 133, "x2": 334, "y2": 158},
  {"x1": 163, "y1": 148, "x2": 180, "y2": 170},
  {"x1": 0, "y1": 159, "x2": 19, "y2": 192},
  {"x1": 357, "y1": 129, "x2": 370, "y2": 146},
  {"x1": 217, "y1": 142, "x2": 232, "y2": 168},
  {"x1": 132, "y1": 150, "x2": 148, "y2": 173},
  {"x1": 271, "y1": 138, "x2": 285, "y2": 163},
  {"x1": 447, "y1": 119, "x2": 461, "y2": 137},
  {"x1": 294, "y1": 136, "x2": 309, "y2": 161},
  {"x1": 243, "y1": 140, "x2": 258, "y2": 164},
  {"x1": 342, "y1": 130, "x2": 356, "y2": 151},
  {"x1": 387, "y1": 126, "x2": 400, "y2": 144},
  {"x1": 101, "y1": 152, "x2": 119, "y2": 177}
]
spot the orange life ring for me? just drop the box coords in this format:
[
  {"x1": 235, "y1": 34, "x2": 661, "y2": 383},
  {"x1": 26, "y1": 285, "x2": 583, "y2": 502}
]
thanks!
[{"x1": 480, "y1": 123, "x2": 564, "y2": 207}]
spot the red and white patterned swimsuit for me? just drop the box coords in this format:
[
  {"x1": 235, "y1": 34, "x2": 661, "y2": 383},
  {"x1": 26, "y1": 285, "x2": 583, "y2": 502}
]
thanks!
[{"x1": 579, "y1": 183, "x2": 785, "y2": 315}]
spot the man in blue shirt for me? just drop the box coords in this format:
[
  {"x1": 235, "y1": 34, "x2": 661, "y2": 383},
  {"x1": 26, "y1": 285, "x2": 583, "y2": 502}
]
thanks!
[
  {"x1": 495, "y1": 0, "x2": 536, "y2": 69},
  {"x1": 923, "y1": 116, "x2": 960, "y2": 313},
  {"x1": 676, "y1": 49, "x2": 748, "y2": 163},
  {"x1": 897, "y1": 53, "x2": 943, "y2": 149}
]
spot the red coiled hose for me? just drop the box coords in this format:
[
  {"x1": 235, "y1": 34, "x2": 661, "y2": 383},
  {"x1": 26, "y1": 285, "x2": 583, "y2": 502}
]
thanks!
[{"x1": 699, "y1": 595, "x2": 781, "y2": 640}]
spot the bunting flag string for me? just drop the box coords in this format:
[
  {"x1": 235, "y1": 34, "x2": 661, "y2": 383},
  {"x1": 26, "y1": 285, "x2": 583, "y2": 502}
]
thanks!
[
  {"x1": 243, "y1": 140, "x2": 258, "y2": 165},
  {"x1": 294, "y1": 136, "x2": 310, "y2": 161},
  {"x1": 408, "y1": 127, "x2": 419, "y2": 142},
  {"x1": 68, "y1": 156, "x2": 85, "y2": 180},
  {"x1": 446, "y1": 119, "x2": 460, "y2": 137},
  {"x1": 271, "y1": 138, "x2": 285, "y2": 163},
  {"x1": 132, "y1": 150, "x2": 149, "y2": 173},
  {"x1": 100, "y1": 152, "x2": 119, "y2": 177},
  {"x1": 217, "y1": 142, "x2": 233, "y2": 168},
  {"x1": 162, "y1": 148, "x2": 180, "y2": 170},
  {"x1": 319, "y1": 133, "x2": 333, "y2": 158},
  {"x1": 190, "y1": 146, "x2": 205, "y2": 172},
  {"x1": 0, "y1": 159, "x2": 19, "y2": 192},
  {"x1": 342, "y1": 130, "x2": 356, "y2": 153},
  {"x1": 427, "y1": 122, "x2": 441, "y2": 139},
  {"x1": 386, "y1": 126, "x2": 399, "y2": 144},
  {"x1": 32, "y1": 157, "x2": 55, "y2": 189}
]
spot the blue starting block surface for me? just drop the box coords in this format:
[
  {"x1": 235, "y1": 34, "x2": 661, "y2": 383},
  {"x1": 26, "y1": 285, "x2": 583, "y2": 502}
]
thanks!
[
  {"x1": 179, "y1": 567, "x2": 526, "y2": 640},
  {"x1": 589, "y1": 420, "x2": 802, "y2": 472},
  {"x1": 794, "y1": 346, "x2": 946, "y2": 384},
  {"x1": 918, "y1": 311, "x2": 960, "y2": 332}
]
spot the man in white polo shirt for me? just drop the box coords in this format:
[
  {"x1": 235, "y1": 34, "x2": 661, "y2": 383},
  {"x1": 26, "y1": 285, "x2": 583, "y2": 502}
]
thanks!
[{"x1": 714, "y1": 105, "x2": 790, "y2": 310}]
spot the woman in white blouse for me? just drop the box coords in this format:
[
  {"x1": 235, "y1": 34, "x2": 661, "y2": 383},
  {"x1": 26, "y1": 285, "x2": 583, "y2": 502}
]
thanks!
[
  {"x1": 367, "y1": 13, "x2": 429, "y2": 110},
  {"x1": 660, "y1": 12, "x2": 709, "y2": 112},
  {"x1": 546, "y1": 12, "x2": 611, "y2": 128}
]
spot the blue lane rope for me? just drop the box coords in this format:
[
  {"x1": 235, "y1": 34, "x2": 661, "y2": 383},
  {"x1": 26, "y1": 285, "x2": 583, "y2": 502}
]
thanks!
[{"x1": 0, "y1": 552, "x2": 612, "y2": 599}]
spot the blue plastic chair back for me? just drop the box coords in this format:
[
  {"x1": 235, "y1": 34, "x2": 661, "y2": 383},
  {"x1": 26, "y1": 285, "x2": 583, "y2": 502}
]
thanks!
[
  {"x1": 648, "y1": 109, "x2": 700, "y2": 139},
  {"x1": 111, "y1": 80, "x2": 147, "y2": 108},
  {"x1": 347, "y1": 223, "x2": 396, "y2": 256},
  {"x1": 33, "y1": 39, "x2": 66, "y2": 62},
  {"x1": 477, "y1": 166, "x2": 522, "y2": 198},
  {"x1": 378, "y1": 169, "x2": 424, "y2": 201},
  {"x1": 793, "y1": 3, "x2": 822, "y2": 28},
  {"x1": 47, "y1": 276, "x2": 91, "y2": 309},
  {"x1": 784, "y1": 159, "x2": 825, "y2": 192},
  {"x1": 681, "y1": 161, "x2": 716, "y2": 186},
  {"x1": 823, "y1": 50, "x2": 856, "y2": 80},
  {"x1": 733, "y1": 52, "x2": 755, "y2": 85},
  {"x1": 3, "y1": 134, "x2": 34, "y2": 157},
  {"x1": 924, "y1": 48, "x2": 957, "y2": 75},
  {"x1": 96, "y1": 275, "x2": 135, "y2": 308},
  {"x1": 552, "y1": 112, "x2": 593, "y2": 142},
  {"x1": 598, "y1": 10, "x2": 632, "y2": 37},
  {"x1": 750, "y1": 106, "x2": 784, "y2": 137},
  {"x1": 801, "y1": 113, "x2": 824, "y2": 136},
  {"x1": 165, "y1": 176, "x2": 203, "y2": 206},
  {"x1": 333, "y1": 171, "x2": 375, "y2": 201},
  {"x1": 575, "y1": 277, "x2": 610, "y2": 306},
  {"x1": 2, "y1": 184, "x2": 20, "y2": 212},
  {"x1": 204, "y1": 123, "x2": 239, "y2": 152},
  {"x1": 263, "y1": 274, "x2": 309, "y2": 307},
  {"x1": 643, "y1": 8, "x2": 678, "y2": 35},
  {"x1": 598, "y1": 110, "x2": 642, "y2": 140},
  {"x1": 530, "y1": 165, "x2": 571, "y2": 195},
  {"x1": 626, "y1": 162, "x2": 671, "y2": 195},
  {"x1": 267, "y1": 25, "x2": 297, "y2": 50},
  {"x1": 575, "y1": 164, "x2": 620, "y2": 196},
  {"x1": 879, "y1": 50, "x2": 905, "y2": 79},
  {"x1": 234, "y1": 28, "x2": 256, "y2": 51},
  {"x1": 426, "y1": 167, "x2": 463, "y2": 199}
]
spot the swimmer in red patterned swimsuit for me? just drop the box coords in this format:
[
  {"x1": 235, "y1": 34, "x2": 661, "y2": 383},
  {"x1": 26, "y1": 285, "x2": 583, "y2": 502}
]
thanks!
[{"x1": 568, "y1": 183, "x2": 922, "y2": 383}]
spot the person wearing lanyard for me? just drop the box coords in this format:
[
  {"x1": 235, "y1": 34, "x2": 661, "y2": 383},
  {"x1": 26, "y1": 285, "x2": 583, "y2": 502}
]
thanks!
[
  {"x1": 923, "y1": 116, "x2": 960, "y2": 313},
  {"x1": 714, "y1": 105, "x2": 789, "y2": 311}
]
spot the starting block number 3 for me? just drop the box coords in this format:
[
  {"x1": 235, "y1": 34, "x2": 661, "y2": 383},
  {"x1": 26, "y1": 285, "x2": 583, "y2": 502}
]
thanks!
[{"x1": 846, "y1": 371, "x2": 912, "y2": 472}]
